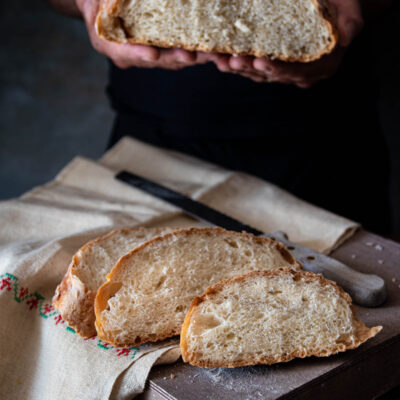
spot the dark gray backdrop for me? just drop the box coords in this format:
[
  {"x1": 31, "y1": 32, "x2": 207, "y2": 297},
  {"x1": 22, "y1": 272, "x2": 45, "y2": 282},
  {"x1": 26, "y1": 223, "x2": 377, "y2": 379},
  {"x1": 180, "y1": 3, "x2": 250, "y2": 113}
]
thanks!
[{"x1": 1, "y1": 0, "x2": 399, "y2": 235}]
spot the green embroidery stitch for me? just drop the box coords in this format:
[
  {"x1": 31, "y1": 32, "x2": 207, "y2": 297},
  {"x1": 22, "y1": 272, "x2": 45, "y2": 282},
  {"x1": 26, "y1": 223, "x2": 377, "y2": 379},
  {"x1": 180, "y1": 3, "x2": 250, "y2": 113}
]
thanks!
[
  {"x1": 97, "y1": 339, "x2": 114, "y2": 350},
  {"x1": 130, "y1": 348, "x2": 138, "y2": 359},
  {"x1": 1, "y1": 272, "x2": 138, "y2": 358}
]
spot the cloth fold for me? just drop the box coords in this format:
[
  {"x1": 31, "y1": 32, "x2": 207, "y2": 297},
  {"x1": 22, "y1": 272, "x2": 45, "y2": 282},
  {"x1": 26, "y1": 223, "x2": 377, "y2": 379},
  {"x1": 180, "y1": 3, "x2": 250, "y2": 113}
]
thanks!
[{"x1": 0, "y1": 137, "x2": 358, "y2": 400}]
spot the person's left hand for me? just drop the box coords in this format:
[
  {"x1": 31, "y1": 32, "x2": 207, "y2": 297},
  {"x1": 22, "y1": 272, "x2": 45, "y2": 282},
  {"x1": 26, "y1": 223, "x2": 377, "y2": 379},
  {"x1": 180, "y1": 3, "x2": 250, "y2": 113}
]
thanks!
[{"x1": 213, "y1": 0, "x2": 364, "y2": 87}]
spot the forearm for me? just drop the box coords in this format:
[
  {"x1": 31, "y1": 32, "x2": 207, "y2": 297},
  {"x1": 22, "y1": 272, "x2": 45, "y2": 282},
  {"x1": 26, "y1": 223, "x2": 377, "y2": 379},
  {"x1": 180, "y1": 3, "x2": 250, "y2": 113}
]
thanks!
[{"x1": 46, "y1": 0, "x2": 82, "y2": 18}]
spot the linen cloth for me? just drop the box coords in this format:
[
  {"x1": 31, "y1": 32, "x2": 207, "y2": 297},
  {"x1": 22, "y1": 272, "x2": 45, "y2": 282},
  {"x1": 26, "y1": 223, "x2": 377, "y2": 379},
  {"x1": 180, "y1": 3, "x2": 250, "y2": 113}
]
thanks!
[{"x1": 0, "y1": 137, "x2": 358, "y2": 399}]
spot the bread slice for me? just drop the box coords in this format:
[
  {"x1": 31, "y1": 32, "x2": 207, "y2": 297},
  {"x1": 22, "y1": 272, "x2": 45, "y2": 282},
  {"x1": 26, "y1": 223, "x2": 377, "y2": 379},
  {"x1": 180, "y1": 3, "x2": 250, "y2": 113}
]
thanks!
[
  {"x1": 53, "y1": 227, "x2": 173, "y2": 337},
  {"x1": 96, "y1": 0, "x2": 337, "y2": 62},
  {"x1": 181, "y1": 269, "x2": 382, "y2": 368},
  {"x1": 95, "y1": 227, "x2": 301, "y2": 346}
]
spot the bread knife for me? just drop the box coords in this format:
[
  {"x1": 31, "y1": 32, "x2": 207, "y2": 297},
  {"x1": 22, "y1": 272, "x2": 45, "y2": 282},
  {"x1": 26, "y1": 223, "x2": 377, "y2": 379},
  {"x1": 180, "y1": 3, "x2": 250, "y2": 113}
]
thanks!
[{"x1": 116, "y1": 171, "x2": 386, "y2": 307}]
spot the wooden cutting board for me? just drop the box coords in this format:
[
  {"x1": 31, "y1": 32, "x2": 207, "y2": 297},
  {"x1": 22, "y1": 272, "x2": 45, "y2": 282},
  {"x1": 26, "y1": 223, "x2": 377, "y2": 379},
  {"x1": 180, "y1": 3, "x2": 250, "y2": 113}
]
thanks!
[{"x1": 137, "y1": 230, "x2": 400, "y2": 399}]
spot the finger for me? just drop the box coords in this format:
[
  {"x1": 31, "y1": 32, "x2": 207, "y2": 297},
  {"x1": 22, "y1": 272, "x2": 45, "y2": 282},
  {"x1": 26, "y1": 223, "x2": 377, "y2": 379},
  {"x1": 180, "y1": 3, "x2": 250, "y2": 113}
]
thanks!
[
  {"x1": 229, "y1": 69, "x2": 268, "y2": 83},
  {"x1": 79, "y1": 0, "x2": 99, "y2": 22},
  {"x1": 229, "y1": 56, "x2": 253, "y2": 71},
  {"x1": 330, "y1": 0, "x2": 364, "y2": 46},
  {"x1": 155, "y1": 48, "x2": 193, "y2": 66},
  {"x1": 213, "y1": 54, "x2": 232, "y2": 72},
  {"x1": 196, "y1": 51, "x2": 214, "y2": 63},
  {"x1": 295, "y1": 81, "x2": 314, "y2": 89},
  {"x1": 238, "y1": 72, "x2": 267, "y2": 83},
  {"x1": 167, "y1": 48, "x2": 196, "y2": 63},
  {"x1": 128, "y1": 44, "x2": 160, "y2": 61},
  {"x1": 253, "y1": 57, "x2": 275, "y2": 73},
  {"x1": 104, "y1": 43, "x2": 159, "y2": 68}
]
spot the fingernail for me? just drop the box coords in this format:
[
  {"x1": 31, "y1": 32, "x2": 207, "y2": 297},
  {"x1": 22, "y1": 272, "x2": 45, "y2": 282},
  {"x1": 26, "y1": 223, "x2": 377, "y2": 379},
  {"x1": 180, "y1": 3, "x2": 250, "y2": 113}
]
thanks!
[
  {"x1": 230, "y1": 59, "x2": 242, "y2": 70},
  {"x1": 140, "y1": 56, "x2": 152, "y2": 62},
  {"x1": 253, "y1": 60, "x2": 265, "y2": 71},
  {"x1": 177, "y1": 56, "x2": 189, "y2": 63}
]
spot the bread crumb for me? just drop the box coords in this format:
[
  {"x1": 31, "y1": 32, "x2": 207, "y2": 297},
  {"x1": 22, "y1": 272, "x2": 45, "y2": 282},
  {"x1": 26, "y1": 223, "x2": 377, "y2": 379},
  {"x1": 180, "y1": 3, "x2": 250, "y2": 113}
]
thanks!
[
  {"x1": 234, "y1": 19, "x2": 251, "y2": 34},
  {"x1": 170, "y1": 374, "x2": 176, "y2": 379},
  {"x1": 365, "y1": 242, "x2": 374, "y2": 247}
]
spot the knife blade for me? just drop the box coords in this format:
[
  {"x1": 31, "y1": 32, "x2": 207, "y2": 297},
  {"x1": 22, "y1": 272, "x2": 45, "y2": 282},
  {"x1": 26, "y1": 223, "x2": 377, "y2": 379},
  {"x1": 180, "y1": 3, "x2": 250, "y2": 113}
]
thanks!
[{"x1": 116, "y1": 170, "x2": 386, "y2": 307}]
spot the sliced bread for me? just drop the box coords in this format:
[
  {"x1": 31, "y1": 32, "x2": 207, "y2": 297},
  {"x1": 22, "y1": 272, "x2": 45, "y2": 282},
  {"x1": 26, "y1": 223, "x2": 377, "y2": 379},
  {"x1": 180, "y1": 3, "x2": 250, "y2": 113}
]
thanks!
[
  {"x1": 53, "y1": 227, "x2": 173, "y2": 337},
  {"x1": 95, "y1": 227, "x2": 301, "y2": 346},
  {"x1": 181, "y1": 269, "x2": 382, "y2": 368},
  {"x1": 96, "y1": 0, "x2": 337, "y2": 62}
]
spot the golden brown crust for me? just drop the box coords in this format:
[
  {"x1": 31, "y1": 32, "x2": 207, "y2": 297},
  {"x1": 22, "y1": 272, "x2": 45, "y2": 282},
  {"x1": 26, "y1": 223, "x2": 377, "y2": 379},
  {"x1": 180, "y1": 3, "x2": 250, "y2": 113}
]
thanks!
[
  {"x1": 95, "y1": 227, "x2": 301, "y2": 346},
  {"x1": 180, "y1": 269, "x2": 382, "y2": 368},
  {"x1": 53, "y1": 260, "x2": 98, "y2": 337},
  {"x1": 95, "y1": 0, "x2": 338, "y2": 62},
  {"x1": 53, "y1": 227, "x2": 170, "y2": 338}
]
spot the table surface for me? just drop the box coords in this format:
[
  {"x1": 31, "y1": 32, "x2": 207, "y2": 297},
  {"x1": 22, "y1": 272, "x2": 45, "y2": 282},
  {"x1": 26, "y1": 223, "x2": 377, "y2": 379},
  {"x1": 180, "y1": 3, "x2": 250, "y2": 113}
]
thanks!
[{"x1": 137, "y1": 230, "x2": 400, "y2": 400}]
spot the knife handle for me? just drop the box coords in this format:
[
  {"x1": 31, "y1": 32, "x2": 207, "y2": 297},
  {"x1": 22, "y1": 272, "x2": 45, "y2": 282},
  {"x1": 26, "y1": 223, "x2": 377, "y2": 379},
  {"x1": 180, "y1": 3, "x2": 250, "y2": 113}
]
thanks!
[{"x1": 267, "y1": 232, "x2": 387, "y2": 307}]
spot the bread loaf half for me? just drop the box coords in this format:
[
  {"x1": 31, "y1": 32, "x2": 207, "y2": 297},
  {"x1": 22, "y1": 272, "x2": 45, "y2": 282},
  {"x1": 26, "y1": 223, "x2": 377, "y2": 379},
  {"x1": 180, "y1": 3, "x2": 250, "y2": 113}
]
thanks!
[
  {"x1": 95, "y1": 227, "x2": 301, "y2": 346},
  {"x1": 96, "y1": 0, "x2": 337, "y2": 62},
  {"x1": 181, "y1": 269, "x2": 382, "y2": 368},
  {"x1": 53, "y1": 227, "x2": 173, "y2": 337}
]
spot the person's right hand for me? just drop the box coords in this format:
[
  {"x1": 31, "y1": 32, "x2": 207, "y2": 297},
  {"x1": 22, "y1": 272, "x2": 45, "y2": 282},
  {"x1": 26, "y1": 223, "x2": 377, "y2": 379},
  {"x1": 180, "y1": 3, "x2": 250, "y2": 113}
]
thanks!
[{"x1": 76, "y1": 0, "x2": 212, "y2": 69}]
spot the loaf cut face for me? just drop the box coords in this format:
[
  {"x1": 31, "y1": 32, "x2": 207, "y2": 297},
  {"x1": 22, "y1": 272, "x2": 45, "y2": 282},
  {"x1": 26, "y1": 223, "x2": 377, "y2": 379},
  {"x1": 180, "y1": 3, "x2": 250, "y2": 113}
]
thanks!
[
  {"x1": 181, "y1": 269, "x2": 382, "y2": 368},
  {"x1": 53, "y1": 227, "x2": 173, "y2": 337},
  {"x1": 96, "y1": 0, "x2": 337, "y2": 61},
  {"x1": 95, "y1": 227, "x2": 301, "y2": 346}
]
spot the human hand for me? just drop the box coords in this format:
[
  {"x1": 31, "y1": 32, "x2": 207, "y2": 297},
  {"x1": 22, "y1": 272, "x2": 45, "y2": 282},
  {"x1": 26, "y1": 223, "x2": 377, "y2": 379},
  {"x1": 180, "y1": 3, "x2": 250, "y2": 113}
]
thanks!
[
  {"x1": 213, "y1": 0, "x2": 364, "y2": 87},
  {"x1": 75, "y1": 0, "x2": 212, "y2": 69}
]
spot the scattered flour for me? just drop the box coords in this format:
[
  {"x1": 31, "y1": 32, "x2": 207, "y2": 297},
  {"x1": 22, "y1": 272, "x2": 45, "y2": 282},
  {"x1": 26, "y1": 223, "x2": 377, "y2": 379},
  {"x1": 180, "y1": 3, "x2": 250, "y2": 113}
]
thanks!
[{"x1": 201, "y1": 365, "x2": 294, "y2": 399}]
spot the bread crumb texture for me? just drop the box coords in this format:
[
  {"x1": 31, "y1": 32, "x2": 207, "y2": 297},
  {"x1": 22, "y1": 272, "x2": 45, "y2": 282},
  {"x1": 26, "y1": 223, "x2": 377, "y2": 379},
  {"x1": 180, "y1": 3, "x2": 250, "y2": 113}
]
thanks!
[
  {"x1": 95, "y1": 227, "x2": 300, "y2": 346},
  {"x1": 74, "y1": 227, "x2": 174, "y2": 291},
  {"x1": 181, "y1": 269, "x2": 382, "y2": 368},
  {"x1": 53, "y1": 227, "x2": 173, "y2": 337},
  {"x1": 96, "y1": 0, "x2": 337, "y2": 61}
]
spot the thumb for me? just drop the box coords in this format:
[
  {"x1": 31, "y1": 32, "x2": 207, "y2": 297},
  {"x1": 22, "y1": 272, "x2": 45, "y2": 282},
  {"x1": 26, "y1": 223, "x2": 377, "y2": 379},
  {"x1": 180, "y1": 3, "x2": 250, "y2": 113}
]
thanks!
[{"x1": 335, "y1": 0, "x2": 364, "y2": 46}]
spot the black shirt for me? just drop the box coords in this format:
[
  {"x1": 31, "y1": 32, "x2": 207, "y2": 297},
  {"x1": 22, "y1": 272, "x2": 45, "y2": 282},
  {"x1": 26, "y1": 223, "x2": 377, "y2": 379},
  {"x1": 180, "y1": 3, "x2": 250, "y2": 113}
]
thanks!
[{"x1": 106, "y1": 28, "x2": 391, "y2": 234}]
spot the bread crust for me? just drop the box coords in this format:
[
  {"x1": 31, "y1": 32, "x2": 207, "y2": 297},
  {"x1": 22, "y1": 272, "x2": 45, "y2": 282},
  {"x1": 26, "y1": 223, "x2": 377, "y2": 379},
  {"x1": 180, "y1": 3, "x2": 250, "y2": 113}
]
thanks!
[
  {"x1": 53, "y1": 227, "x2": 170, "y2": 338},
  {"x1": 95, "y1": 227, "x2": 301, "y2": 346},
  {"x1": 95, "y1": 0, "x2": 338, "y2": 62},
  {"x1": 53, "y1": 260, "x2": 97, "y2": 337},
  {"x1": 180, "y1": 269, "x2": 382, "y2": 368}
]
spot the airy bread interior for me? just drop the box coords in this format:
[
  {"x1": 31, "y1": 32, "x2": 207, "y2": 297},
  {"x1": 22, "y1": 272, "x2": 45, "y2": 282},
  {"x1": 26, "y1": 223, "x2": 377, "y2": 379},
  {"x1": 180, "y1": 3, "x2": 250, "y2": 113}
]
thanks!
[
  {"x1": 53, "y1": 227, "x2": 173, "y2": 337},
  {"x1": 95, "y1": 227, "x2": 301, "y2": 346},
  {"x1": 74, "y1": 227, "x2": 174, "y2": 291},
  {"x1": 181, "y1": 269, "x2": 382, "y2": 368},
  {"x1": 96, "y1": 0, "x2": 336, "y2": 61}
]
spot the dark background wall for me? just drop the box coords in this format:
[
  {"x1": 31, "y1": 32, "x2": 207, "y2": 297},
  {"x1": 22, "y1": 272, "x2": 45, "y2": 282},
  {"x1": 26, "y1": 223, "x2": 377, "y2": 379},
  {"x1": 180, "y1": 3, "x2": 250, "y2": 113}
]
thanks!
[{"x1": 1, "y1": 0, "x2": 399, "y2": 235}]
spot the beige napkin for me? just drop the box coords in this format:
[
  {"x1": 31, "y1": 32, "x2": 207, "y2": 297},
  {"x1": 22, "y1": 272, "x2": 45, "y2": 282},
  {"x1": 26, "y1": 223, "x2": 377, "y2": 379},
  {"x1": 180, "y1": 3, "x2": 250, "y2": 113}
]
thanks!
[{"x1": 0, "y1": 137, "x2": 359, "y2": 400}]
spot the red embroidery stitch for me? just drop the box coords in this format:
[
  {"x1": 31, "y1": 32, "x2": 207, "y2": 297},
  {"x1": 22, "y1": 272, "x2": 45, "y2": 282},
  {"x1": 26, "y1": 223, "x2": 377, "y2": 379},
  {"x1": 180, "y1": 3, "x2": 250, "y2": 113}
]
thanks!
[
  {"x1": 84, "y1": 336, "x2": 97, "y2": 341},
  {"x1": 0, "y1": 277, "x2": 12, "y2": 291},
  {"x1": 26, "y1": 297, "x2": 39, "y2": 310},
  {"x1": 54, "y1": 315, "x2": 64, "y2": 325},
  {"x1": 1, "y1": 272, "x2": 141, "y2": 358},
  {"x1": 43, "y1": 304, "x2": 54, "y2": 315},
  {"x1": 19, "y1": 287, "x2": 29, "y2": 299},
  {"x1": 116, "y1": 348, "x2": 131, "y2": 357}
]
